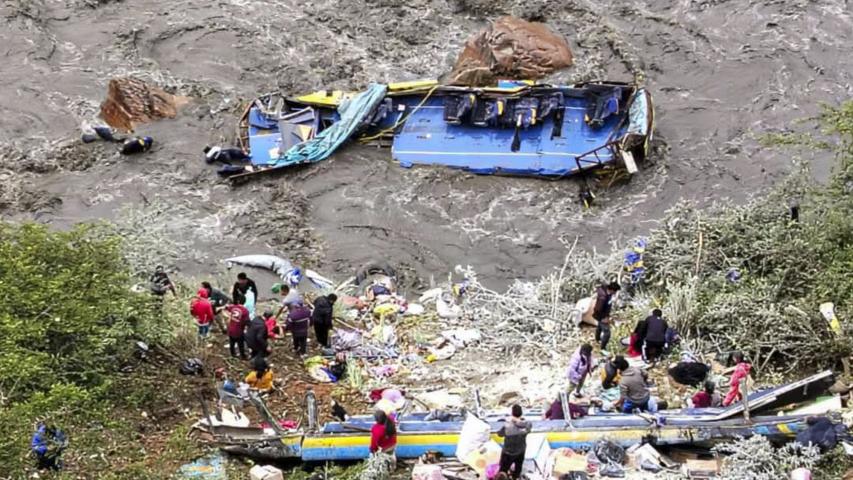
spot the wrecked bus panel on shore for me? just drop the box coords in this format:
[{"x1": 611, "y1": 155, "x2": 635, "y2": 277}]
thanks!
[
  {"x1": 201, "y1": 370, "x2": 832, "y2": 462},
  {"x1": 231, "y1": 80, "x2": 654, "y2": 180}
]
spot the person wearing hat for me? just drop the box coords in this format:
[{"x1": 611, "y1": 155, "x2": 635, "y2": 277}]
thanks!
[
  {"x1": 120, "y1": 136, "x2": 153, "y2": 155},
  {"x1": 593, "y1": 281, "x2": 621, "y2": 353},
  {"x1": 190, "y1": 288, "x2": 215, "y2": 339},
  {"x1": 285, "y1": 301, "x2": 312, "y2": 356}
]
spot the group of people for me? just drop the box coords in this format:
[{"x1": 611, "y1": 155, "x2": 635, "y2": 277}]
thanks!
[
  {"x1": 564, "y1": 338, "x2": 754, "y2": 416},
  {"x1": 185, "y1": 272, "x2": 338, "y2": 360}
]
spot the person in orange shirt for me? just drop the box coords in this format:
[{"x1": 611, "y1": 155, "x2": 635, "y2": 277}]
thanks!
[{"x1": 245, "y1": 357, "x2": 274, "y2": 394}]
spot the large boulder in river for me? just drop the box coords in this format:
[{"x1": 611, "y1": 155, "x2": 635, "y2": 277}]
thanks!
[
  {"x1": 447, "y1": 16, "x2": 573, "y2": 86},
  {"x1": 100, "y1": 77, "x2": 189, "y2": 132}
]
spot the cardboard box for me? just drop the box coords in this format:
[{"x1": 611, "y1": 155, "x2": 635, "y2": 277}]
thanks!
[
  {"x1": 250, "y1": 465, "x2": 283, "y2": 480},
  {"x1": 523, "y1": 433, "x2": 553, "y2": 476},
  {"x1": 681, "y1": 459, "x2": 720, "y2": 478}
]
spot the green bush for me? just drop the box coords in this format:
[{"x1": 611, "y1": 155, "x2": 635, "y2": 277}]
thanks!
[{"x1": 0, "y1": 223, "x2": 172, "y2": 476}]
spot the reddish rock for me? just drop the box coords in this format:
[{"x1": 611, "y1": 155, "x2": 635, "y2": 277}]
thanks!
[
  {"x1": 100, "y1": 77, "x2": 189, "y2": 132},
  {"x1": 447, "y1": 16, "x2": 573, "y2": 86}
]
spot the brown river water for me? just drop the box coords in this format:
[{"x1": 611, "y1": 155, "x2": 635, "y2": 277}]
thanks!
[{"x1": 0, "y1": 0, "x2": 850, "y2": 289}]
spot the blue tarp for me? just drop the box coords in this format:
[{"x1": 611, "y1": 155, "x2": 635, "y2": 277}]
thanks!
[{"x1": 273, "y1": 83, "x2": 388, "y2": 167}]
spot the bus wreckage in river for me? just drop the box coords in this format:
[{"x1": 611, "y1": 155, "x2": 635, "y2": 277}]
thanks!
[{"x1": 227, "y1": 79, "x2": 654, "y2": 182}]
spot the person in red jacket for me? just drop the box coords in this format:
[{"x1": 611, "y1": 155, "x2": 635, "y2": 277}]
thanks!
[
  {"x1": 369, "y1": 409, "x2": 397, "y2": 465},
  {"x1": 226, "y1": 304, "x2": 250, "y2": 359},
  {"x1": 722, "y1": 352, "x2": 752, "y2": 406},
  {"x1": 190, "y1": 288, "x2": 215, "y2": 339}
]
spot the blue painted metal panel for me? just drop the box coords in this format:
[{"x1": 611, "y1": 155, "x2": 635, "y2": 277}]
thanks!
[{"x1": 391, "y1": 93, "x2": 623, "y2": 176}]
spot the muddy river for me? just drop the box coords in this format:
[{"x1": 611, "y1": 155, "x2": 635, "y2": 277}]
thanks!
[{"x1": 1, "y1": 0, "x2": 850, "y2": 289}]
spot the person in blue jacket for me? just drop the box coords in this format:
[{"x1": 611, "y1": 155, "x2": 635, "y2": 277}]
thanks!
[{"x1": 31, "y1": 423, "x2": 67, "y2": 470}]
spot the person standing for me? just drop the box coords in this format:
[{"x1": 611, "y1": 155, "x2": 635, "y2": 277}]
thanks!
[
  {"x1": 722, "y1": 352, "x2": 752, "y2": 406},
  {"x1": 312, "y1": 294, "x2": 337, "y2": 349},
  {"x1": 285, "y1": 302, "x2": 312, "y2": 356},
  {"x1": 190, "y1": 289, "x2": 215, "y2": 339},
  {"x1": 245, "y1": 312, "x2": 271, "y2": 359},
  {"x1": 225, "y1": 304, "x2": 250, "y2": 359},
  {"x1": 370, "y1": 409, "x2": 398, "y2": 468},
  {"x1": 643, "y1": 309, "x2": 669, "y2": 362},
  {"x1": 202, "y1": 281, "x2": 231, "y2": 334},
  {"x1": 593, "y1": 282, "x2": 621, "y2": 353},
  {"x1": 497, "y1": 405, "x2": 531, "y2": 480},
  {"x1": 566, "y1": 344, "x2": 594, "y2": 396},
  {"x1": 232, "y1": 272, "x2": 258, "y2": 306}
]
